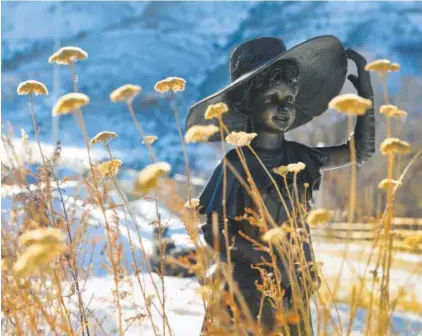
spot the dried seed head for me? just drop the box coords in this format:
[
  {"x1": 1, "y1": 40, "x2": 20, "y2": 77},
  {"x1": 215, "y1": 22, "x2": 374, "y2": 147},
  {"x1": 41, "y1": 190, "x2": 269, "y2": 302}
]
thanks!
[
  {"x1": 328, "y1": 94, "x2": 372, "y2": 115},
  {"x1": 110, "y1": 84, "x2": 142, "y2": 103},
  {"x1": 287, "y1": 162, "x2": 306, "y2": 174},
  {"x1": 18, "y1": 228, "x2": 65, "y2": 247},
  {"x1": 142, "y1": 135, "x2": 158, "y2": 145},
  {"x1": 48, "y1": 46, "x2": 88, "y2": 65},
  {"x1": 262, "y1": 227, "x2": 287, "y2": 245},
  {"x1": 133, "y1": 162, "x2": 171, "y2": 193},
  {"x1": 17, "y1": 80, "x2": 49, "y2": 96},
  {"x1": 13, "y1": 243, "x2": 64, "y2": 278},
  {"x1": 225, "y1": 131, "x2": 257, "y2": 147},
  {"x1": 379, "y1": 105, "x2": 407, "y2": 118},
  {"x1": 185, "y1": 125, "x2": 219, "y2": 143},
  {"x1": 306, "y1": 208, "x2": 334, "y2": 227},
  {"x1": 273, "y1": 165, "x2": 289, "y2": 177},
  {"x1": 90, "y1": 131, "x2": 118, "y2": 145},
  {"x1": 402, "y1": 235, "x2": 422, "y2": 249},
  {"x1": 378, "y1": 178, "x2": 401, "y2": 191},
  {"x1": 184, "y1": 198, "x2": 200, "y2": 210},
  {"x1": 52, "y1": 92, "x2": 90, "y2": 116},
  {"x1": 97, "y1": 159, "x2": 122, "y2": 177},
  {"x1": 154, "y1": 77, "x2": 186, "y2": 93},
  {"x1": 204, "y1": 102, "x2": 229, "y2": 120},
  {"x1": 364, "y1": 59, "x2": 400, "y2": 75},
  {"x1": 380, "y1": 138, "x2": 411, "y2": 155}
]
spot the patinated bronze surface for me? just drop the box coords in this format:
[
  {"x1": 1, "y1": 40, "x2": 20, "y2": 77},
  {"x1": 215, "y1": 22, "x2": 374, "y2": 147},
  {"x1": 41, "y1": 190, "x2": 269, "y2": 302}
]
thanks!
[{"x1": 191, "y1": 37, "x2": 375, "y2": 335}]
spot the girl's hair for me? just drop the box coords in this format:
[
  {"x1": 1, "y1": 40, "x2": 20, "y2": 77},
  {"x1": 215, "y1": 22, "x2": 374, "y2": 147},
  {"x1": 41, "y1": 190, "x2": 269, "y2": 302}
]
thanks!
[{"x1": 229, "y1": 60, "x2": 300, "y2": 118}]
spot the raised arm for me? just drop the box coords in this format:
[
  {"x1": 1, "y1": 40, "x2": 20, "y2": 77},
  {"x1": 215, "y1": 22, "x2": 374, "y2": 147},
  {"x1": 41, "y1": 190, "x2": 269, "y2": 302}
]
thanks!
[{"x1": 316, "y1": 49, "x2": 376, "y2": 170}]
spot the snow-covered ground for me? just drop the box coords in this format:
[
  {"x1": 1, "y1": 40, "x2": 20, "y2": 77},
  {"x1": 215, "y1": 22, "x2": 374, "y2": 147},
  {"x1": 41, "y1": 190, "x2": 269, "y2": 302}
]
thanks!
[
  {"x1": 77, "y1": 272, "x2": 422, "y2": 335},
  {"x1": 2, "y1": 175, "x2": 422, "y2": 335},
  {"x1": 1, "y1": 138, "x2": 421, "y2": 335}
]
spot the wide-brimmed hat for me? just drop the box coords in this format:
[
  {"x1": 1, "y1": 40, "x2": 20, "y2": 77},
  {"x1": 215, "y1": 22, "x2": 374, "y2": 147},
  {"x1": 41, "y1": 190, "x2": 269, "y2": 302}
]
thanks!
[{"x1": 185, "y1": 35, "x2": 348, "y2": 141}]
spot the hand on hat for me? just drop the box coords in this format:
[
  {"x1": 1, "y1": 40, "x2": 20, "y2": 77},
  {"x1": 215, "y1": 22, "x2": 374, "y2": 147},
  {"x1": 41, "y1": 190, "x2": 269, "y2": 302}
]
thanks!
[{"x1": 346, "y1": 48, "x2": 374, "y2": 99}]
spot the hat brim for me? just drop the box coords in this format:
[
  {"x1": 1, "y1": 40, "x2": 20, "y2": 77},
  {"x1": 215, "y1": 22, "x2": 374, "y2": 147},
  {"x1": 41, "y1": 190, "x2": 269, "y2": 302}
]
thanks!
[{"x1": 185, "y1": 35, "x2": 348, "y2": 142}]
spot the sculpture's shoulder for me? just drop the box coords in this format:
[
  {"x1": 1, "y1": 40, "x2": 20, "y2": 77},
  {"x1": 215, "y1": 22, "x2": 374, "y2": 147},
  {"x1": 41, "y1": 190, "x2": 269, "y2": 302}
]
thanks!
[{"x1": 198, "y1": 149, "x2": 244, "y2": 215}]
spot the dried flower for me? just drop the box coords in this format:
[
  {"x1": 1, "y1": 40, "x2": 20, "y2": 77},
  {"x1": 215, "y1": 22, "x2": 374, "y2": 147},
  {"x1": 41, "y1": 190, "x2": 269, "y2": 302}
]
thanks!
[
  {"x1": 306, "y1": 208, "x2": 334, "y2": 226},
  {"x1": 204, "y1": 102, "x2": 229, "y2": 120},
  {"x1": 225, "y1": 131, "x2": 257, "y2": 147},
  {"x1": 262, "y1": 227, "x2": 287, "y2": 245},
  {"x1": 14, "y1": 228, "x2": 65, "y2": 278},
  {"x1": 378, "y1": 178, "x2": 401, "y2": 191},
  {"x1": 304, "y1": 183, "x2": 310, "y2": 189},
  {"x1": 402, "y1": 235, "x2": 422, "y2": 249},
  {"x1": 154, "y1": 77, "x2": 186, "y2": 93},
  {"x1": 97, "y1": 159, "x2": 122, "y2": 177},
  {"x1": 273, "y1": 165, "x2": 289, "y2": 177},
  {"x1": 185, "y1": 198, "x2": 200, "y2": 210},
  {"x1": 142, "y1": 135, "x2": 158, "y2": 145},
  {"x1": 110, "y1": 84, "x2": 142, "y2": 103},
  {"x1": 185, "y1": 125, "x2": 219, "y2": 143},
  {"x1": 133, "y1": 162, "x2": 171, "y2": 193},
  {"x1": 48, "y1": 46, "x2": 88, "y2": 64},
  {"x1": 364, "y1": 59, "x2": 400, "y2": 75},
  {"x1": 328, "y1": 94, "x2": 372, "y2": 115},
  {"x1": 90, "y1": 131, "x2": 118, "y2": 145},
  {"x1": 379, "y1": 105, "x2": 407, "y2": 118},
  {"x1": 14, "y1": 243, "x2": 64, "y2": 278},
  {"x1": 287, "y1": 162, "x2": 306, "y2": 174},
  {"x1": 52, "y1": 92, "x2": 90, "y2": 116},
  {"x1": 18, "y1": 228, "x2": 65, "y2": 248},
  {"x1": 17, "y1": 80, "x2": 49, "y2": 96},
  {"x1": 380, "y1": 138, "x2": 411, "y2": 155}
]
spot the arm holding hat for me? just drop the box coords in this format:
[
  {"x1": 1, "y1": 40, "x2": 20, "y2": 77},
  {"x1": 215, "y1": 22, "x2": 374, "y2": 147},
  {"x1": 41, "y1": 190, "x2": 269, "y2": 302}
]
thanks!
[{"x1": 316, "y1": 49, "x2": 376, "y2": 169}]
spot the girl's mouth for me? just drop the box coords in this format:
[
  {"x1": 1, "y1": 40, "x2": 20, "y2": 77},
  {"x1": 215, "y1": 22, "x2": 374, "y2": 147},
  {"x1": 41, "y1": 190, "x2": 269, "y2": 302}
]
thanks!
[{"x1": 273, "y1": 115, "x2": 290, "y2": 123}]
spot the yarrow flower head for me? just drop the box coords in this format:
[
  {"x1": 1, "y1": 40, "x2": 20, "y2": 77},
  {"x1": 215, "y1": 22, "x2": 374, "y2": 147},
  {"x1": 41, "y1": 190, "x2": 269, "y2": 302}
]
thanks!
[
  {"x1": 328, "y1": 94, "x2": 372, "y2": 115},
  {"x1": 379, "y1": 105, "x2": 407, "y2": 118},
  {"x1": 90, "y1": 131, "x2": 118, "y2": 145},
  {"x1": 380, "y1": 138, "x2": 411, "y2": 155},
  {"x1": 52, "y1": 93, "x2": 90, "y2": 116},
  {"x1": 262, "y1": 227, "x2": 287, "y2": 245},
  {"x1": 154, "y1": 77, "x2": 186, "y2": 93},
  {"x1": 185, "y1": 125, "x2": 219, "y2": 143},
  {"x1": 18, "y1": 227, "x2": 65, "y2": 248},
  {"x1": 133, "y1": 162, "x2": 171, "y2": 193},
  {"x1": 184, "y1": 198, "x2": 200, "y2": 210},
  {"x1": 97, "y1": 159, "x2": 122, "y2": 177},
  {"x1": 142, "y1": 135, "x2": 158, "y2": 145},
  {"x1": 14, "y1": 228, "x2": 66, "y2": 278},
  {"x1": 17, "y1": 80, "x2": 49, "y2": 96},
  {"x1": 364, "y1": 59, "x2": 400, "y2": 75},
  {"x1": 306, "y1": 208, "x2": 334, "y2": 227},
  {"x1": 273, "y1": 165, "x2": 289, "y2": 177},
  {"x1": 49, "y1": 46, "x2": 88, "y2": 64},
  {"x1": 110, "y1": 84, "x2": 142, "y2": 103},
  {"x1": 378, "y1": 178, "x2": 401, "y2": 191},
  {"x1": 204, "y1": 102, "x2": 229, "y2": 120},
  {"x1": 287, "y1": 162, "x2": 306, "y2": 174},
  {"x1": 225, "y1": 131, "x2": 257, "y2": 147},
  {"x1": 402, "y1": 235, "x2": 422, "y2": 249}
]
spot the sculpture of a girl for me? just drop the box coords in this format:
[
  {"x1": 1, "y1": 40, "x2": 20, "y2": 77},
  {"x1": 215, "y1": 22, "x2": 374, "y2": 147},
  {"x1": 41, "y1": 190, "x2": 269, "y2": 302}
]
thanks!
[{"x1": 185, "y1": 36, "x2": 375, "y2": 335}]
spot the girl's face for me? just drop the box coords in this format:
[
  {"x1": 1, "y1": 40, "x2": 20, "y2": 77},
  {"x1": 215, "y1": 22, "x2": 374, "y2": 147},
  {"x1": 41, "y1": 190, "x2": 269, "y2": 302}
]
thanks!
[{"x1": 251, "y1": 82, "x2": 296, "y2": 133}]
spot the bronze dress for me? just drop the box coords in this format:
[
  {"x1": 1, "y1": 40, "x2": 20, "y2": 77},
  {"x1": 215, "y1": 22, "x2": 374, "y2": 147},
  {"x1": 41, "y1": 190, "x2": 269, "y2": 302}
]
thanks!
[{"x1": 199, "y1": 141, "x2": 327, "y2": 334}]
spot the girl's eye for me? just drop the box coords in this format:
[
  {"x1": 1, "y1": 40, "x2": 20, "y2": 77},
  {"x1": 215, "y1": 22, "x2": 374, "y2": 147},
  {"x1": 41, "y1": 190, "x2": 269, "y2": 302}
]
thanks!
[
  {"x1": 263, "y1": 95, "x2": 273, "y2": 103},
  {"x1": 285, "y1": 96, "x2": 294, "y2": 104}
]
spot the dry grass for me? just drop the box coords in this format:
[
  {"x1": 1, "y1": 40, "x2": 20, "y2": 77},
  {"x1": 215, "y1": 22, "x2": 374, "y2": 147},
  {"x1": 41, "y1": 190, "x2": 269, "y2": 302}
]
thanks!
[{"x1": 1, "y1": 48, "x2": 421, "y2": 336}]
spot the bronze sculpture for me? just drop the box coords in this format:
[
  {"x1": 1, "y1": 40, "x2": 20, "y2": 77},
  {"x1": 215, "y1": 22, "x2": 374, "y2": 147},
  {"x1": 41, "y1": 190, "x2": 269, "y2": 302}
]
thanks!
[{"x1": 185, "y1": 35, "x2": 375, "y2": 335}]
